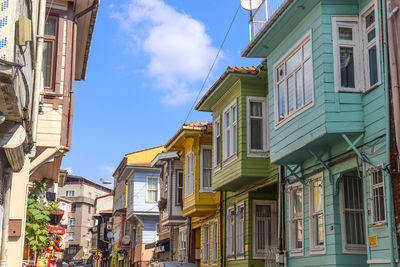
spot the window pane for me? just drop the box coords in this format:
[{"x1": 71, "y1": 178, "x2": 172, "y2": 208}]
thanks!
[
  {"x1": 368, "y1": 29, "x2": 376, "y2": 42},
  {"x1": 368, "y1": 45, "x2": 378, "y2": 86},
  {"x1": 148, "y1": 191, "x2": 157, "y2": 202},
  {"x1": 45, "y1": 19, "x2": 56, "y2": 35},
  {"x1": 304, "y1": 59, "x2": 313, "y2": 103},
  {"x1": 293, "y1": 188, "x2": 302, "y2": 217},
  {"x1": 295, "y1": 220, "x2": 303, "y2": 248},
  {"x1": 250, "y1": 118, "x2": 263, "y2": 150},
  {"x1": 365, "y1": 10, "x2": 375, "y2": 28},
  {"x1": 316, "y1": 214, "x2": 324, "y2": 245},
  {"x1": 286, "y1": 49, "x2": 302, "y2": 74},
  {"x1": 250, "y1": 102, "x2": 262, "y2": 117},
  {"x1": 225, "y1": 112, "x2": 230, "y2": 127},
  {"x1": 296, "y1": 69, "x2": 303, "y2": 108},
  {"x1": 340, "y1": 47, "x2": 355, "y2": 88},
  {"x1": 43, "y1": 41, "x2": 52, "y2": 87},
  {"x1": 339, "y1": 27, "x2": 353, "y2": 40},
  {"x1": 313, "y1": 180, "x2": 323, "y2": 213},
  {"x1": 233, "y1": 124, "x2": 237, "y2": 154},
  {"x1": 303, "y1": 40, "x2": 311, "y2": 59},
  {"x1": 233, "y1": 106, "x2": 237, "y2": 122},
  {"x1": 288, "y1": 75, "x2": 295, "y2": 113},
  {"x1": 278, "y1": 83, "x2": 286, "y2": 121},
  {"x1": 277, "y1": 64, "x2": 285, "y2": 82}
]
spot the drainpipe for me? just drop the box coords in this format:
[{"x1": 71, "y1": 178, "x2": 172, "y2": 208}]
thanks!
[
  {"x1": 277, "y1": 166, "x2": 285, "y2": 267},
  {"x1": 0, "y1": 168, "x2": 12, "y2": 267},
  {"x1": 28, "y1": 0, "x2": 46, "y2": 159},
  {"x1": 385, "y1": 0, "x2": 399, "y2": 265}
]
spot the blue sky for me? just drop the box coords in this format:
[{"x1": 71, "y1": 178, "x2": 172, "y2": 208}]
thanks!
[{"x1": 61, "y1": 0, "x2": 261, "y2": 185}]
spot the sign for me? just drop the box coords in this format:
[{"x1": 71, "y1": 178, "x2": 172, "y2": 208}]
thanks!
[
  {"x1": 94, "y1": 255, "x2": 100, "y2": 260},
  {"x1": 369, "y1": 235, "x2": 377, "y2": 247}
]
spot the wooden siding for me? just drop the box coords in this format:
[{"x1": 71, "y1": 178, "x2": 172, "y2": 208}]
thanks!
[
  {"x1": 37, "y1": 103, "x2": 63, "y2": 147},
  {"x1": 132, "y1": 170, "x2": 160, "y2": 213},
  {"x1": 211, "y1": 76, "x2": 278, "y2": 191},
  {"x1": 141, "y1": 215, "x2": 159, "y2": 244}
]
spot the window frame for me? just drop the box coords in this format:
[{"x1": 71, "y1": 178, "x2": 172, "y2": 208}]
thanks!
[
  {"x1": 339, "y1": 172, "x2": 367, "y2": 254},
  {"x1": 176, "y1": 169, "x2": 184, "y2": 206},
  {"x1": 68, "y1": 232, "x2": 75, "y2": 241},
  {"x1": 203, "y1": 224, "x2": 209, "y2": 264},
  {"x1": 288, "y1": 183, "x2": 304, "y2": 256},
  {"x1": 200, "y1": 145, "x2": 213, "y2": 192},
  {"x1": 185, "y1": 151, "x2": 194, "y2": 197},
  {"x1": 211, "y1": 219, "x2": 219, "y2": 265},
  {"x1": 146, "y1": 176, "x2": 159, "y2": 203},
  {"x1": 247, "y1": 96, "x2": 269, "y2": 157},
  {"x1": 368, "y1": 165, "x2": 386, "y2": 226},
  {"x1": 69, "y1": 218, "x2": 76, "y2": 226},
  {"x1": 360, "y1": 1, "x2": 381, "y2": 91},
  {"x1": 66, "y1": 190, "x2": 75, "y2": 197},
  {"x1": 273, "y1": 31, "x2": 314, "y2": 129},
  {"x1": 308, "y1": 173, "x2": 326, "y2": 254},
  {"x1": 178, "y1": 227, "x2": 188, "y2": 262},
  {"x1": 252, "y1": 200, "x2": 277, "y2": 259},
  {"x1": 332, "y1": 16, "x2": 363, "y2": 92},
  {"x1": 223, "y1": 99, "x2": 238, "y2": 165},
  {"x1": 226, "y1": 206, "x2": 235, "y2": 258},
  {"x1": 213, "y1": 116, "x2": 222, "y2": 171},
  {"x1": 43, "y1": 16, "x2": 58, "y2": 91},
  {"x1": 235, "y1": 201, "x2": 245, "y2": 259}
]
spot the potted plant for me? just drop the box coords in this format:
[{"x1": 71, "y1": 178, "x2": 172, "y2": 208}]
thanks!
[{"x1": 158, "y1": 198, "x2": 167, "y2": 212}]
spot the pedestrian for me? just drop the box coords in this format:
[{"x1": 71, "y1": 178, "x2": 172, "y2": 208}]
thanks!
[
  {"x1": 67, "y1": 262, "x2": 74, "y2": 267},
  {"x1": 56, "y1": 258, "x2": 63, "y2": 267}
]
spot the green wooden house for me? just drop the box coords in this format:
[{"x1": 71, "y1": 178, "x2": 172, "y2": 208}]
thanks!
[
  {"x1": 242, "y1": 0, "x2": 397, "y2": 266},
  {"x1": 196, "y1": 66, "x2": 279, "y2": 266}
]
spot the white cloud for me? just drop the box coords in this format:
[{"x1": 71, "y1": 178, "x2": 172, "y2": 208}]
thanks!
[{"x1": 110, "y1": 0, "x2": 220, "y2": 106}]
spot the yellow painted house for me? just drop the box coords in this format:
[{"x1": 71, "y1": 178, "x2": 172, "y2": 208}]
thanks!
[{"x1": 166, "y1": 121, "x2": 221, "y2": 267}]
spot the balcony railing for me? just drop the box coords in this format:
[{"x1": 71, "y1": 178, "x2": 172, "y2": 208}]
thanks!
[{"x1": 248, "y1": 0, "x2": 286, "y2": 41}]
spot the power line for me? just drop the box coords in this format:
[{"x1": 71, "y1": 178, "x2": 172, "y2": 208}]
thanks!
[{"x1": 183, "y1": 2, "x2": 242, "y2": 124}]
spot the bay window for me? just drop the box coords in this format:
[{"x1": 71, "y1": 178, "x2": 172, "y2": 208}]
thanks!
[
  {"x1": 247, "y1": 96, "x2": 268, "y2": 156},
  {"x1": 185, "y1": 151, "x2": 194, "y2": 197},
  {"x1": 223, "y1": 99, "x2": 237, "y2": 161},
  {"x1": 274, "y1": 32, "x2": 313, "y2": 125},
  {"x1": 200, "y1": 145, "x2": 212, "y2": 192},
  {"x1": 43, "y1": 18, "x2": 57, "y2": 90}
]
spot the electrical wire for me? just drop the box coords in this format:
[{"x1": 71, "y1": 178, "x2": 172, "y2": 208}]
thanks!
[{"x1": 183, "y1": 2, "x2": 242, "y2": 124}]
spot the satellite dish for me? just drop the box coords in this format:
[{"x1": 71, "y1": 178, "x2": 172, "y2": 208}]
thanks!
[{"x1": 240, "y1": 0, "x2": 262, "y2": 10}]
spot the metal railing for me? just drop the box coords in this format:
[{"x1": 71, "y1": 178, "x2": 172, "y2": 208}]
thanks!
[{"x1": 249, "y1": 0, "x2": 287, "y2": 41}]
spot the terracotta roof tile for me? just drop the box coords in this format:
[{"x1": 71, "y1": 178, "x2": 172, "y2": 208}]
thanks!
[
  {"x1": 227, "y1": 66, "x2": 257, "y2": 71},
  {"x1": 183, "y1": 120, "x2": 212, "y2": 127}
]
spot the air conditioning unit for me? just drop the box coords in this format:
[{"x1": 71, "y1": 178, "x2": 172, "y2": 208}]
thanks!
[{"x1": 107, "y1": 224, "x2": 112, "y2": 230}]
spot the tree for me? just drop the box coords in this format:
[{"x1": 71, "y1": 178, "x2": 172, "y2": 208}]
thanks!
[{"x1": 25, "y1": 180, "x2": 51, "y2": 254}]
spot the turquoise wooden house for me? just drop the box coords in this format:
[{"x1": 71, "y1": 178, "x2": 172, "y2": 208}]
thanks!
[
  {"x1": 242, "y1": 0, "x2": 397, "y2": 266},
  {"x1": 196, "y1": 66, "x2": 279, "y2": 266}
]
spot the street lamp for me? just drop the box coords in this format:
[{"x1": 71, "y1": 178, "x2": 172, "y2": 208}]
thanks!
[{"x1": 100, "y1": 178, "x2": 112, "y2": 185}]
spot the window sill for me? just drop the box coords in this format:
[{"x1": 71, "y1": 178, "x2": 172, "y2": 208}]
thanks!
[
  {"x1": 363, "y1": 82, "x2": 381, "y2": 95},
  {"x1": 309, "y1": 247, "x2": 325, "y2": 255},
  {"x1": 289, "y1": 250, "x2": 304, "y2": 257},
  {"x1": 223, "y1": 154, "x2": 237, "y2": 167},
  {"x1": 343, "y1": 246, "x2": 367, "y2": 254},
  {"x1": 226, "y1": 256, "x2": 235, "y2": 261},
  {"x1": 253, "y1": 254, "x2": 274, "y2": 260},
  {"x1": 235, "y1": 255, "x2": 245, "y2": 260},
  {"x1": 274, "y1": 102, "x2": 313, "y2": 130},
  {"x1": 200, "y1": 188, "x2": 215, "y2": 193},
  {"x1": 370, "y1": 221, "x2": 387, "y2": 229},
  {"x1": 247, "y1": 150, "x2": 268, "y2": 158}
]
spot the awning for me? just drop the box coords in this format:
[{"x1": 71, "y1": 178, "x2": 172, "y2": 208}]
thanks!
[
  {"x1": 0, "y1": 122, "x2": 26, "y2": 172},
  {"x1": 48, "y1": 224, "x2": 66, "y2": 235}
]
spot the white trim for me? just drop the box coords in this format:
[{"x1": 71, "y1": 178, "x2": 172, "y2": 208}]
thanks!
[
  {"x1": 200, "y1": 145, "x2": 213, "y2": 192},
  {"x1": 339, "y1": 173, "x2": 367, "y2": 254},
  {"x1": 288, "y1": 182, "x2": 304, "y2": 257},
  {"x1": 223, "y1": 99, "x2": 238, "y2": 162},
  {"x1": 226, "y1": 206, "x2": 235, "y2": 258},
  {"x1": 273, "y1": 30, "x2": 314, "y2": 129},
  {"x1": 203, "y1": 223, "x2": 210, "y2": 264},
  {"x1": 332, "y1": 16, "x2": 363, "y2": 92},
  {"x1": 308, "y1": 173, "x2": 326, "y2": 255},
  {"x1": 213, "y1": 116, "x2": 222, "y2": 171},
  {"x1": 366, "y1": 259, "x2": 392, "y2": 264},
  {"x1": 252, "y1": 200, "x2": 277, "y2": 259},
  {"x1": 360, "y1": 0, "x2": 381, "y2": 92},
  {"x1": 185, "y1": 151, "x2": 194, "y2": 197},
  {"x1": 145, "y1": 176, "x2": 159, "y2": 203},
  {"x1": 368, "y1": 164, "x2": 387, "y2": 225},
  {"x1": 247, "y1": 96, "x2": 268, "y2": 157},
  {"x1": 211, "y1": 219, "x2": 219, "y2": 265},
  {"x1": 235, "y1": 201, "x2": 245, "y2": 259}
]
